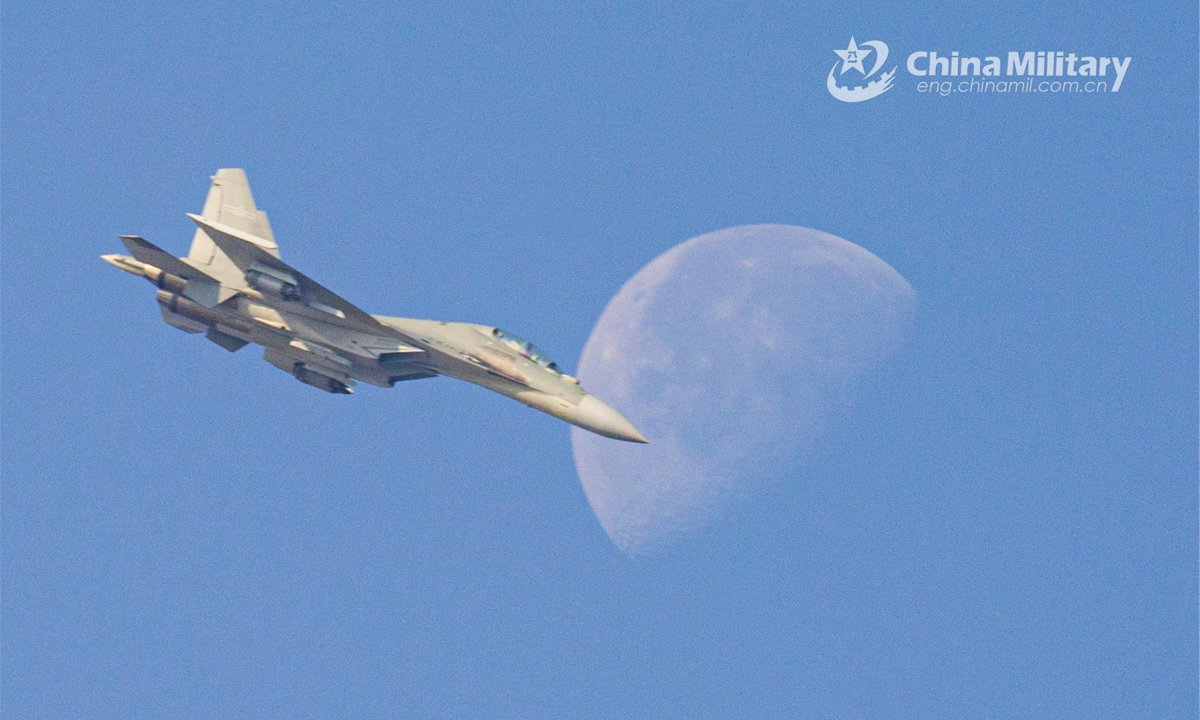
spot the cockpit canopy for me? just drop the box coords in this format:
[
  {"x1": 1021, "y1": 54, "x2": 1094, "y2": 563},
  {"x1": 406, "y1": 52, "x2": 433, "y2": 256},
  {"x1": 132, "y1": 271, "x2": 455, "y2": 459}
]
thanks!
[{"x1": 493, "y1": 328, "x2": 561, "y2": 374}]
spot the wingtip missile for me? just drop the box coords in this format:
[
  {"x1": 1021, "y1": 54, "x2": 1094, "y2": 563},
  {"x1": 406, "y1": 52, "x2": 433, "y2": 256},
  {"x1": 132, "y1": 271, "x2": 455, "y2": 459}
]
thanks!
[
  {"x1": 103, "y1": 252, "x2": 193, "y2": 294},
  {"x1": 101, "y1": 253, "x2": 148, "y2": 277}
]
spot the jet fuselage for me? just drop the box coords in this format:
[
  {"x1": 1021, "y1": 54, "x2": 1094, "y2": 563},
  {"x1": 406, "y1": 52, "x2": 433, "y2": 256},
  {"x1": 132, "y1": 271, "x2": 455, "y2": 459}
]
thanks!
[{"x1": 103, "y1": 169, "x2": 647, "y2": 443}]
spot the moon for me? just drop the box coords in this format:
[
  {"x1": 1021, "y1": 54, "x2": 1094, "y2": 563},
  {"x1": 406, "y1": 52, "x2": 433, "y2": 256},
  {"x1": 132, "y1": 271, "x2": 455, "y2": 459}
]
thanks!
[{"x1": 570, "y1": 224, "x2": 916, "y2": 554}]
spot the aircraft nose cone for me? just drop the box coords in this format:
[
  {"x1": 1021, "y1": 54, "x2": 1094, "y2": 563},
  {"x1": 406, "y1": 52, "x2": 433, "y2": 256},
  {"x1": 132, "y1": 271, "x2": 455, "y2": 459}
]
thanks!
[{"x1": 574, "y1": 395, "x2": 649, "y2": 443}]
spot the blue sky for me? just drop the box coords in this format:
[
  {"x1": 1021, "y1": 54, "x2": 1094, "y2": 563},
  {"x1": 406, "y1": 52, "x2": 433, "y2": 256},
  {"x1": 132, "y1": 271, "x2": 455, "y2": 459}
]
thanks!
[{"x1": 3, "y1": 2, "x2": 1196, "y2": 717}]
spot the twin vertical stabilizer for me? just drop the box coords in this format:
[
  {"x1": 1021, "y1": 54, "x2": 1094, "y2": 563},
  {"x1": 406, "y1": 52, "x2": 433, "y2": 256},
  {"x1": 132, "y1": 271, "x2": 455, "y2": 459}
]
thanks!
[{"x1": 185, "y1": 169, "x2": 277, "y2": 290}]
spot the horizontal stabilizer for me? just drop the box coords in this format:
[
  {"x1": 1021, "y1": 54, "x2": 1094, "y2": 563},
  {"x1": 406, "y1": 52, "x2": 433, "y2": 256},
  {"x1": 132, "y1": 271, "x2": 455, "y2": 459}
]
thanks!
[{"x1": 120, "y1": 236, "x2": 215, "y2": 282}]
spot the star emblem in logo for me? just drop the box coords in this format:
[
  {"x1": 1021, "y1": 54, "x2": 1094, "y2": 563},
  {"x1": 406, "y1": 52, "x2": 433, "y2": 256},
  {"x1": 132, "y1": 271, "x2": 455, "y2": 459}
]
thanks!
[
  {"x1": 826, "y1": 37, "x2": 896, "y2": 103},
  {"x1": 833, "y1": 37, "x2": 872, "y2": 75}
]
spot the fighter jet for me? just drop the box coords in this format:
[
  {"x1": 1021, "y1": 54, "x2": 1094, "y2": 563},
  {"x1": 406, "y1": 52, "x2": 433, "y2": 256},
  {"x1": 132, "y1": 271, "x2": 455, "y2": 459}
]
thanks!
[{"x1": 102, "y1": 169, "x2": 648, "y2": 443}]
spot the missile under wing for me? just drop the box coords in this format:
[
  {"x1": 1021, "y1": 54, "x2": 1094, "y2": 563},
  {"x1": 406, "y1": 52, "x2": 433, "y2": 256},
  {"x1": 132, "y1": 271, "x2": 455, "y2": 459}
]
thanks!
[{"x1": 102, "y1": 168, "x2": 647, "y2": 443}]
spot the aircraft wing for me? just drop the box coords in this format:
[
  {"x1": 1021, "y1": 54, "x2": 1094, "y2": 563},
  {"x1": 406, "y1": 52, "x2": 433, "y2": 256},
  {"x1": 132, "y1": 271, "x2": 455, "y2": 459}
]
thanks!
[{"x1": 187, "y1": 213, "x2": 386, "y2": 334}]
